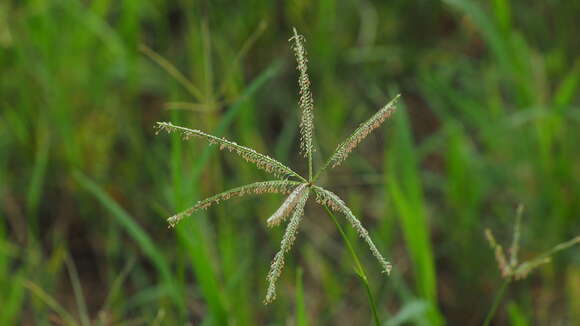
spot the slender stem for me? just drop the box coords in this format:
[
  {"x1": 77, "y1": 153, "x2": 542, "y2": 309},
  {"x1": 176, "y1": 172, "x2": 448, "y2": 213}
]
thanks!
[
  {"x1": 482, "y1": 279, "x2": 510, "y2": 326},
  {"x1": 308, "y1": 153, "x2": 313, "y2": 181},
  {"x1": 323, "y1": 205, "x2": 381, "y2": 326},
  {"x1": 312, "y1": 159, "x2": 330, "y2": 183},
  {"x1": 360, "y1": 274, "x2": 381, "y2": 326}
]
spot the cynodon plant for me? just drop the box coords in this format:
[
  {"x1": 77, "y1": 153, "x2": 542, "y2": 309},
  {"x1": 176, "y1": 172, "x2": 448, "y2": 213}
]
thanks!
[
  {"x1": 156, "y1": 28, "x2": 400, "y2": 304},
  {"x1": 485, "y1": 205, "x2": 580, "y2": 281},
  {"x1": 482, "y1": 205, "x2": 580, "y2": 326}
]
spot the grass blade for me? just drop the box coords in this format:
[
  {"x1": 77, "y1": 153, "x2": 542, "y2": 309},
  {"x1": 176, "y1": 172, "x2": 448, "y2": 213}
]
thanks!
[
  {"x1": 64, "y1": 255, "x2": 90, "y2": 326},
  {"x1": 295, "y1": 267, "x2": 309, "y2": 326},
  {"x1": 139, "y1": 44, "x2": 204, "y2": 100},
  {"x1": 24, "y1": 280, "x2": 78, "y2": 326},
  {"x1": 386, "y1": 106, "x2": 443, "y2": 325},
  {"x1": 73, "y1": 171, "x2": 183, "y2": 313}
]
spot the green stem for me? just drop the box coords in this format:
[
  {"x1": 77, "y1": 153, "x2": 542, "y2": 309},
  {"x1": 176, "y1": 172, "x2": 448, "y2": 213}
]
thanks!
[
  {"x1": 308, "y1": 152, "x2": 313, "y2": 181},
  {"x1": 312, "y1": 159, "x2": 330, "y2": 183},
  {"x1": 482, "y1": 279, "x2": 510, "y2": 326},
  {"x1": 323, "y1": 205, "x2": 381, "y2": 326}
]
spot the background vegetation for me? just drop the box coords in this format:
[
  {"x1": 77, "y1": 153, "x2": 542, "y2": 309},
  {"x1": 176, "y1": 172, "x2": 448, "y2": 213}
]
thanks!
[{"x1": 1, "y1": 0, "x2": 579, "y2": 324}]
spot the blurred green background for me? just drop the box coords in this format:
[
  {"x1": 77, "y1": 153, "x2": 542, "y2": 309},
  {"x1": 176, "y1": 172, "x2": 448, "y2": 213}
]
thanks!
[{"x1": 1, "y1": 0, "x2": 579, "y2": 325}]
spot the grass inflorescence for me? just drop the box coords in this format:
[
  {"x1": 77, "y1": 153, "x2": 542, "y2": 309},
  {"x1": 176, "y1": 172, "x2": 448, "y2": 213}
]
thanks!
[{"x1": 157, "y1": 29, "x2": 399, "y2": 304}]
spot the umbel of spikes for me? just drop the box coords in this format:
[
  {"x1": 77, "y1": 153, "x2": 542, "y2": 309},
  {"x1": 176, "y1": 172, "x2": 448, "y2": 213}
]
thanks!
[
  {"x1": 156, "y1": 28, "x2": 400, "y2": 304},
  {"x1": 485, "y1": 205, "x2": 580, "y2": 281}
]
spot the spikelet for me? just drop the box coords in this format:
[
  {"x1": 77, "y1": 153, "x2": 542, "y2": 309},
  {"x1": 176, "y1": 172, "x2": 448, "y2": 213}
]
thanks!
[
  {"x1": 513, "y1": 235, "x2": 580, "y2": 280},
  {"x1": 313, "y1": 186, "x2": 392, "y2": 275},
  {"x1": 264, "y1": 188, "x2": 310, "y2": 304},
  {"x1": 289, "y1": 28, "x2": 315, "y2": 158},
  {"x1": 326, "y1": 95, "x2": 400, "y2": 170},
  {"x1": 266, "y1": 183, "x2": 308, "y2": 227},
  {"x1": 513, "y1": 258, "x2": 551, "y2": 280},
  {"x1": 484, "y1": 229, "x2": 512, "y2": 278},
  {"x1": 509, "y1": 204, "x2": 524, "y2": 267},
  {"x1": 156, "y1": 122, "x2": 304, "y2": 180},
  {"x1": 167, "y1": 180, "x2": 300, "y2": 227}
]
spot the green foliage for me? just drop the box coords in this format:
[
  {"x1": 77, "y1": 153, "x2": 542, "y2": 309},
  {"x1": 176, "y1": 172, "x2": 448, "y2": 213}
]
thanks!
[
  {"x1": 1, "y1": 0, "x2": 579, "y2": 324},
  {"x1": 386, "y1": 104, "x2": 442, "y2": 324}
]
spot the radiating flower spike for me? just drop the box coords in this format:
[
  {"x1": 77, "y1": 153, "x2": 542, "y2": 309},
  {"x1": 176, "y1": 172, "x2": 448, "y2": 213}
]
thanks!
[
  {"x1": 265, "y1": 188, "x2": 310, "y2": 304},
  {"x1": 289, "y1": 28, "x2": 315, "y2": 166},
  {"x1": 167, "y1": 180, "x2": 300, "y2": 227},
  {"x1": 156, "y1": 122, "x2": 304, "y2": 181},
  {"x1": 313, "y1": 186, "x2": 392, "y2": 275},
  {"x1": 314, "y1": 95, "x2": 400, "y2": 181},
  {"x1": 266, "y1": 183, "x2": 308, "y2": 227}
]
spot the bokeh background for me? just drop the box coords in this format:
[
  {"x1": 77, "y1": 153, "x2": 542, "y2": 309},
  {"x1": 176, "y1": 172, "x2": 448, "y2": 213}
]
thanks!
[{"x1": 1, "y1": 0, "x2": 579, "y2": 325}]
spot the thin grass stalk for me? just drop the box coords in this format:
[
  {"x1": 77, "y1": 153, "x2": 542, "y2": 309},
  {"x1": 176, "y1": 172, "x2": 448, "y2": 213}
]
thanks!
[
  {"x1": 23, "y1": 281, "x2": 78, "y2": 326},
  {"x1": 296, "y1": 267, "x2": 309, "y2": 326},
  {"x1": 323, "y1": 205, "x2": 381, "y2": 326},
  {"x1": 312, "y1": 161, "x2": 329, "y2": 183},
  {"x1": 217, "y1": 21, "x2": 267, "y2": 97},
  {"x1": 482, "y1": 279, "x2": 510, "y2": 326},
  {"x1": 64, "y1": 256, "x2": 90, "y2": 326},
  {"x1": 309, "y1": 153, "x2": 313, "y2": 181},
  {"x1": 139, "y1": 44, "x2": 204, "y2": 100}
]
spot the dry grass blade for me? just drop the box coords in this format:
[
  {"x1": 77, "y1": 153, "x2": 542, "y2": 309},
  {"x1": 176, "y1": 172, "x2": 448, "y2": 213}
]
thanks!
[
  {"x1": 167, "y1": 180, "x2": 300, "y2": 227},
  {"x1": 164, "y1": 101, "x2": 217, "y2": 112},
  {"x1": 322, "y1": 94, "x2": 400, "y2": 172},
  {"x1": 139, "y1": 44, "x2": 204, "y2": 100},
  {"x1": 24, "y1": 280, "x2": 79, "y2": 326},
  {"x1": 313, "y1": 186, "x2": 392, "y2": 274},
  {"x1": 289, "y1": 28, "x2": 315, "y2": 159},
  {"x1": 266, "y1": 183, "x2": 308, "y2": 227},
  {"x1": 265, "y1": 189, "x2": 310, "y2": 304},
  {"x1": 218, "y1": 20, "x2": 267, "y2": 96},
  {"x1": 156, "y1": 122, "x2": 304, "y2": 180}
]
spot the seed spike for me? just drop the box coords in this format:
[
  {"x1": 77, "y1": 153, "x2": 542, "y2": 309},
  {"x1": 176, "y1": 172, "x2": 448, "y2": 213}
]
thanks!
[
  {"x1": 266, "y1": 183, "x2": 308, "y2": 227},
  {"x1": 485, "y1": 229, "x2": 512, "y2": 277},
  {"x1": 509, "y1": 204, "x2": 524, "y2": 267},
  {"x1": 167, "y1": 180, "x2": 300, "y2": 227},
  {"x1": 316, "y1": 95, "x2": 400, "y2": 178},
  {"x1": 264, "y1": 189, "x2": 310, "y2": 304},
  {"x1": 289, "y1": 28, "x2": 315, "y2": 160},
  {"x1": 156, "y1": 122, "x2": 305, "y2": 181},
  {"x1": 313, "y1": 186, "x2": 392, "y2": 275}
]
